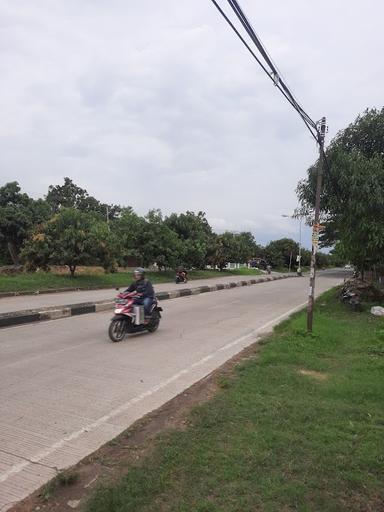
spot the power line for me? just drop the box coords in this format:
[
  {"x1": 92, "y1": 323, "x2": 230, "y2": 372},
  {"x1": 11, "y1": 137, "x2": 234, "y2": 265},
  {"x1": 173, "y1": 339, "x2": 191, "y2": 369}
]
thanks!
[
  {"x1": 227, "y1": 0, "x2": 316, "y2": 127},
  {"x1": 226, "y1": 0, "x2": 317, "y2": 127},
  {"x1": 210, "y1": 0, "x2": 329, "y2": 332},
  {"x1": 209, "y1": 0, "x2": 320, "y2": 143}
]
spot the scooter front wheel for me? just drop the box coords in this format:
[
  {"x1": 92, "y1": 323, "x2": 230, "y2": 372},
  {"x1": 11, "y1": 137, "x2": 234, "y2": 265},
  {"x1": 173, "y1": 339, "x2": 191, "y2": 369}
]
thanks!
[{"x1": 108, "y1": 318, "x2": 126, "y2": 342}]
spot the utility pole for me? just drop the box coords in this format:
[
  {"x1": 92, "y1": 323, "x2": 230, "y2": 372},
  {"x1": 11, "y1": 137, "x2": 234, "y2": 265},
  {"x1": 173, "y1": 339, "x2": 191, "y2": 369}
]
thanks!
[
  {"x1": 297, "y1": 216, "x2": 302, "y2": 275},
  {"x1": 307, "y1": 117, "x2": 327, "y2": 332}
]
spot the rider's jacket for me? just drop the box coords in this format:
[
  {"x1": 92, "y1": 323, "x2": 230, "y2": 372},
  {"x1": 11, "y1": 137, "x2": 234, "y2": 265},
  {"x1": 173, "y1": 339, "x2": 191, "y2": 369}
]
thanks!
[{"x1": 126, "y1": 278, "x2": 154, "y2": 298}]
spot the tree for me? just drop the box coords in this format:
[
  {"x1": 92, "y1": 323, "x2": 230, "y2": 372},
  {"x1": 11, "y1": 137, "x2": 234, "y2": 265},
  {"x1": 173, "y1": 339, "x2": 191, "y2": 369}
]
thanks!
[
  {"x1": 0, "y1": 182, "x2": 50, "y2": 265},
  {"x1": 207, "y1": 232, "x2": 236, "y2": 270},
  {"x1": 22, "y1": 208, "x2": 115, "y2": 276},
  {"x1": 88, "y1": 221, "x2": 119, "y2": 272},
  {"x1": 164, "y1": 211, "x2": 213, "y2": 269},
  {"x1": 236, "y1": 232, "x2": 259, "y2": 263},
  {"x1": 300, "y1": 248, "x2": 312, "y2": 267},
  {"x1": 265, "y1": 238, "x2": 299, "y2": 269},
  {"x1": 329, "y1": 242, "x2": 348, "y2": 267},
  {"x1": 297, "y1": 108, "x2": 384, "y2": 271},
  {"x1": 139, "y1": 210, "x2": 183, "y2": 270},
  {"x1": 46, "y1": 177, "x2": 89, "y2": 212},
  {"x1": 207, "y1": 231, "x2": 259, "y2": 270},
  {"x1": 113, "y1": 207, "x2": 147, "y2": 266},
  {"x1": 46, "y1": 177, "x2": 121, "y2": 220},
  {"x1": 316, "y1": 251, "x2": 331, "y2": 269}
]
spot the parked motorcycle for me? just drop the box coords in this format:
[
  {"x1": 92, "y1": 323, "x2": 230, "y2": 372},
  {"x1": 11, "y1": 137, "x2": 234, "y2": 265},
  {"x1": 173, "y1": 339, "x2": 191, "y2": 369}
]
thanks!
[
  {"x1": 108, "y1": 291, "x2": 162, "y2": 342},
  {"x1": 175, "y1": 271, "x2": 188, "y2": 284}
]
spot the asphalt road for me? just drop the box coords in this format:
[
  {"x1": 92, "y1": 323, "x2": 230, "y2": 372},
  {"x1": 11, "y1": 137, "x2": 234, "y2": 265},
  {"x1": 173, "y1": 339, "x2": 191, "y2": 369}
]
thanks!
[{"x1": 0, "y1": 272, "x2": 343, "y2": 510}]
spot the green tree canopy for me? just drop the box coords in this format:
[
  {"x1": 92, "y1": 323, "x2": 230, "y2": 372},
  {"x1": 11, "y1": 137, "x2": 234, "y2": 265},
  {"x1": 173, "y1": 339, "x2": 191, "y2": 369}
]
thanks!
[
  {"x1": 138, "y1": 210, "x2": 183, "y2": 270},
  {"x1": 0, "y1": 181, "x2": 50, "y2": 264},
  {"x1": 265, "y1": 238, "x2": 299, "y2": 269},
  {"x1": 46, "y1": 177, "x2": 121, "y2": 220},
  {"x1": 22, "y1": 209, "x2": 116, "y2": 276},
  {"x1": 113, "y1": 207, "x2": 147, "y2": 266},
  {"x1": 297, "y1": 108, "x2": 384, "y2": 270},
  {"x1": 207, "y1": 231, "x2": 258, "y2": 270},
  {"x1": 164, "y1": 211, "x2": 213, "y2": 269}
]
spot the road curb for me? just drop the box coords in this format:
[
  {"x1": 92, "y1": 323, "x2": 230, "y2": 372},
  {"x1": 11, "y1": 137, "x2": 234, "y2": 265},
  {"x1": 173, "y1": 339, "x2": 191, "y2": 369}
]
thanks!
[
  {"x1": 0, "y1": 275, "x2": 292, "y2": 329},
  {"x1": 0, "y1": 285, "x2": 123, "y2": 299}
]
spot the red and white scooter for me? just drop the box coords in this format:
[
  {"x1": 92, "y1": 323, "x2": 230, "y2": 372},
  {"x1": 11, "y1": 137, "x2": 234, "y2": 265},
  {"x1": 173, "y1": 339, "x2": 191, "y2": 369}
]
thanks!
[{"x1": 108, "y1": 291, "x2": 162, "y2": 342}]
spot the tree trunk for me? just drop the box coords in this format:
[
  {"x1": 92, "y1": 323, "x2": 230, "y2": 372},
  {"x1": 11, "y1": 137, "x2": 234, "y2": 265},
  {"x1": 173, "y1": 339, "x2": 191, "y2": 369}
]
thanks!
[{"x1": 7, "y1": 241, "x2": 20, "y2": 265}]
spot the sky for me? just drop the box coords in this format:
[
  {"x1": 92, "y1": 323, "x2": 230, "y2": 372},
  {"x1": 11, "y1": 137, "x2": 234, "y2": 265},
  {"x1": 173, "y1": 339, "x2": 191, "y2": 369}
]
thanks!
[{"x1": 1, "y1": 0, "x2": 383, "y2": 249}]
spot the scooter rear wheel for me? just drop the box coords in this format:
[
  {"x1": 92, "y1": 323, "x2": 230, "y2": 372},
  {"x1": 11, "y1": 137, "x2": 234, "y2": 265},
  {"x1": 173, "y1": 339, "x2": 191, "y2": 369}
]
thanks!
[
  {"x1": 108, "y1": 318, "x2": 126, "y2": 342},
  {"x1": 146, "y1": 311, "x2": 160, "y2": 332}
]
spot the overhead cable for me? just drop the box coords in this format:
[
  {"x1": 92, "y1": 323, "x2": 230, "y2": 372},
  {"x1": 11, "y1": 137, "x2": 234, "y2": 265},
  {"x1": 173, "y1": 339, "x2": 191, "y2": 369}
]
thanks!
[{"x1": 210, "y1": 0, "x2": 320, "y2": 143}]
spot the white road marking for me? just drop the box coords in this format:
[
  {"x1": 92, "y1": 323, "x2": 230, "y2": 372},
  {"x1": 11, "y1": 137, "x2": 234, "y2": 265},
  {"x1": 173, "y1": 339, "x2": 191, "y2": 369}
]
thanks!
[{"x1": 0, "y1": 300, "x2": 306, "y2": 484}]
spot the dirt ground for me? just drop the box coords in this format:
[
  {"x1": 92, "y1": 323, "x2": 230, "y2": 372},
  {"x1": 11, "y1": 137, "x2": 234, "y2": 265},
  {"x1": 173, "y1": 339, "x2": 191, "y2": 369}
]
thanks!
[{"x1": 8, "y1": 340, "x2": 264, "y2": 512}]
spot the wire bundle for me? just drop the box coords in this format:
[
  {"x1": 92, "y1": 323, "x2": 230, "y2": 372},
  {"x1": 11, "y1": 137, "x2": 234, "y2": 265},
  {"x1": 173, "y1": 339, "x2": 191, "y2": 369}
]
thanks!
[{"x1": 210, "y1": 0, "x2": 322, "y2": 144}]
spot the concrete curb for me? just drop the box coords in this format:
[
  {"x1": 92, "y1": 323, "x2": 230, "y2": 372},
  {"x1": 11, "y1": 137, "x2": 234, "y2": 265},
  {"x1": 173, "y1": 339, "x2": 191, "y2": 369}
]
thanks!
[
  {"x1": 0, "y1": 285, "x2": 122, "y2": 299},
  {"x1": 0, "y1": 275, "x2": 292, "y2": 329}
]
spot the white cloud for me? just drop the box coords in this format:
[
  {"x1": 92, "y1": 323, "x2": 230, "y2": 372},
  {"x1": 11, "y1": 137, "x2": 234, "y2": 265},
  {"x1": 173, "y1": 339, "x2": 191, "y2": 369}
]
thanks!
[{"x1": 0, "y1": 0, "x2": 383, "y2": 247}]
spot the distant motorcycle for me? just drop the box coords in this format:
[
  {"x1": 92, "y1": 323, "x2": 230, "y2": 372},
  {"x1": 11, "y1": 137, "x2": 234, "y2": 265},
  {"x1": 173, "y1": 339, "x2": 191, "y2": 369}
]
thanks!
[
  {"x1": 108, "y1": 291, "x2": 162, "y2": 342},
  {"x1": 175, "y1": 271, "x2": 188, "y2": 284}
]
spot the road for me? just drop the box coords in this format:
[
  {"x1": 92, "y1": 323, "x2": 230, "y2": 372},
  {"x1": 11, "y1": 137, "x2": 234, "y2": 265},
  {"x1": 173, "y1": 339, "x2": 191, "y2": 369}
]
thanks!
[
  {"x1": 0, "y1": 272, "x2": 342, "y2": 510},
  {"x1": 0, "y1": 273, "x2": 282, "y2": 315}
]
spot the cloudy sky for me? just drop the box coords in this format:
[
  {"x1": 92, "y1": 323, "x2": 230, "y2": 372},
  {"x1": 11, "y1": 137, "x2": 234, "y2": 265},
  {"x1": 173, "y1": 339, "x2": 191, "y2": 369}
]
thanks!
[{"x1": 1, "y1": 0, "x2": 383, "y2": 248}]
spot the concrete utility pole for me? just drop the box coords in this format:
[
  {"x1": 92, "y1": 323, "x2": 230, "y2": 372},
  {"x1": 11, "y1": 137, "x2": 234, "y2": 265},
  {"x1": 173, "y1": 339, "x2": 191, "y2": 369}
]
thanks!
[{"x1": 307, "y1": 117, "x2": 327, "y2": 332}]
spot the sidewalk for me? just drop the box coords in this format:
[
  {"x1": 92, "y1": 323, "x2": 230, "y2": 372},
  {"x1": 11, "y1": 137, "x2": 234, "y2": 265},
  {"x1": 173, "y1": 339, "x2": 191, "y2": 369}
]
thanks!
[
  {"x1": 0, "y1": 273, "x2": 286, "y2": 315},
  {"x1": 0, "y1": 273, "x2": 293, "y2": 328}
]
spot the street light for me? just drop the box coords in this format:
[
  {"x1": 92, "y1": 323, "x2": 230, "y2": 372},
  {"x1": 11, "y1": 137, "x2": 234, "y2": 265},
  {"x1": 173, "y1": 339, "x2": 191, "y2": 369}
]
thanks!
[{"x1": 282, "y1": 214, "x2": 303, "y2": 276}]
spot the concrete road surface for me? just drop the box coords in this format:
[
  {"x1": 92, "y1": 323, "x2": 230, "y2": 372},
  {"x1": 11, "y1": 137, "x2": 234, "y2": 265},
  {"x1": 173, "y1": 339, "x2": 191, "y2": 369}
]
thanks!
[
  {"x1": 0, "y1": 272, "x2": 342, "y2": 510},
  {"x1": 0, "y1": 273, "x2": 281, "y2": 315}
]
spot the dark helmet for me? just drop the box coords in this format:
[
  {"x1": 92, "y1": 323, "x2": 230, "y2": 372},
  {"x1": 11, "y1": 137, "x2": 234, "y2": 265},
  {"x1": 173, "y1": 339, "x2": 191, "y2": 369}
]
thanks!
[{"x1": 134, "y1": 267, "x2": 145, "y2": 277}]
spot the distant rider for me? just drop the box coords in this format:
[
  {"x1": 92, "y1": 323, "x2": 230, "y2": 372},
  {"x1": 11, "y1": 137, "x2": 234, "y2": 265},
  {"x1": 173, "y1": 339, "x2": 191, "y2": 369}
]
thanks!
[
  {"x1": 125, "y1": 268, "x2": 155, "y2": 320},
  {"x1": 176, "y1": 266, "x2": 188, "y2": 283}
]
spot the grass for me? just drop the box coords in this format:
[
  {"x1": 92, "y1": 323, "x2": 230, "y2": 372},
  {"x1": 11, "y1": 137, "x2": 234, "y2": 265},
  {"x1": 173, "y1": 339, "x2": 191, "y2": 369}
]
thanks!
[
  {"x1": 39, "y1": 469, "x2": 79, "y2": 501},
  {"x1": 0, "y1": 268, "x2": 262, "y2": 293},
  {"x1": 56, "y1": 469, "x2": 79, "y2": 487},
  {"x1": 85, "y1": 291, "x2": 384, "y2": 512}
]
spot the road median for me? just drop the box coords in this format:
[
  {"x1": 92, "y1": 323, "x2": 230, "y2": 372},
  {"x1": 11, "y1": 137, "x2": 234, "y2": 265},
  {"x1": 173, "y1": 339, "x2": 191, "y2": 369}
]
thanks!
[{"x1": 0, "y1": 274, "x2": 290, "y2": 328}]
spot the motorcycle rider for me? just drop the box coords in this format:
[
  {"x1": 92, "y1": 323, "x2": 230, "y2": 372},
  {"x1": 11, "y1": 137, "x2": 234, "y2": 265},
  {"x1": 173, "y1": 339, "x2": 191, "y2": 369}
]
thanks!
[
  {"x1": 176, "y1": 266, "x2": 188, "y2": 283},
  {"x1": 125, "y1": 268, "x2": 155, "y2": 322}
]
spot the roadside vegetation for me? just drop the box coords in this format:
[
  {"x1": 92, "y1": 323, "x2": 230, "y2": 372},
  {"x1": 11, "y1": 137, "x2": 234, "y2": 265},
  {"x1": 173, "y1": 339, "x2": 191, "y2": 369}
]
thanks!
[
  {"x1": 298, "y1": 107, "x2": 384, "y2": 278},
  {"x1": 83, "y1": 291, "x2": 384, "y2": 512},
  {"x1": 0, "y1": 178, "x2": 331, "y2": 278},
  {"x1": 0, "y1": 267, "x2": 263, "y2": 294}
]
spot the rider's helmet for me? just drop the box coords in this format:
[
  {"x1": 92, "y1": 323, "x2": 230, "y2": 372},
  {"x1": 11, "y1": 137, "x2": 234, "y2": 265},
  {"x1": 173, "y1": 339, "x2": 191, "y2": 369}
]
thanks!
[{"x1": 133, "y1": 267, "x2": 145, "y2": 278}]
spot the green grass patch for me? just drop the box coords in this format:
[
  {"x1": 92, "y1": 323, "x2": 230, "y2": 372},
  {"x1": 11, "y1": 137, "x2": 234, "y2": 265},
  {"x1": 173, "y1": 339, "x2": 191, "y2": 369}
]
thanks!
[
  {"x1": 0, "y1": 268, "x2": 262, "y2": 293},
  {"x1": 86, "y1": 291, "x2": 384, "y2": 512}
]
